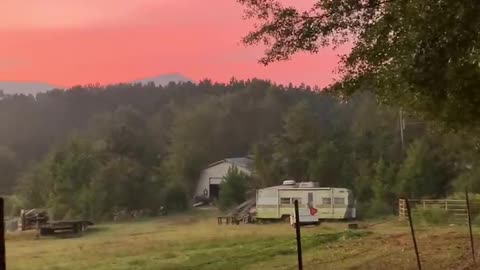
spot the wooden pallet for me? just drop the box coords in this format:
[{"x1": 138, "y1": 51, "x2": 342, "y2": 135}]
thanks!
[{"x1": 217, "y1": 216, "x2": 240, "y2": 225}]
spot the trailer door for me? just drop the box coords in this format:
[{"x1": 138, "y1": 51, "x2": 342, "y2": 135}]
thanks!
[
  {"x1": 307, "y1": 192, "x2": 313, "y2": 208},
  {"x1": 331, "y1": 189, "x2": 334, "y2": 218},
  {"x1": 317, "y1": 190, "x2": 332, "y2": 218}
]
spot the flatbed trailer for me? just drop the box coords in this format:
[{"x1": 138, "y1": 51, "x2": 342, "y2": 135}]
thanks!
[
  {"x1": 37, "y1": 220, "x2": 94, "y2": 235},
  {"x1": 19, "y1": 209, "x2": 94, "y2": 236}
]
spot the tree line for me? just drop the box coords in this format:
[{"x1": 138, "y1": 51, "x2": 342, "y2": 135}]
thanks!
[{"x1": 1, "y1": 79, "x2": 479, "y2": 220}]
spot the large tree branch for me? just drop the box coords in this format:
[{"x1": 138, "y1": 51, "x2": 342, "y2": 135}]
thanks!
[{"x1": 238, "y1": 0, "x2": 393, "y2": 64}]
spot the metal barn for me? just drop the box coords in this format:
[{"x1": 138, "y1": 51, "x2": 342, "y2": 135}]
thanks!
[{"x1": 194, "y1": 157, "x2": 253, "y2": 201}]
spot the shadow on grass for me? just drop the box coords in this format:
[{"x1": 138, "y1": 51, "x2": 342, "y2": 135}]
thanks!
[
  {"x1": 158, "y1": 230, "x2": 371, "y2": 270},
  {"x1": 6, "y1": 225, "x2": 112, "y2": 242},
  {"x1": 39, "y1": 226, "x2": 111, "y2": 240},
  {"x1": 83, "y1": 226, "x2": 110, "y2": 235}
]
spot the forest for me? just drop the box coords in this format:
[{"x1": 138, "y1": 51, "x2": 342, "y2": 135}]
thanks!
[{"x1": 1, "y1": 79, "x2": 479, "y2": 220}]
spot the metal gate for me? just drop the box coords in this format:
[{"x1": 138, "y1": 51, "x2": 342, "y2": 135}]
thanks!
[{"x1": 399, "y1": 198, "x2": 480, "y2": 224}]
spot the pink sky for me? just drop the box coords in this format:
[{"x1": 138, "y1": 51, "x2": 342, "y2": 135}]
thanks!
[{"x1": 0, "y1": 0, "x2": 344, "y2": 87}]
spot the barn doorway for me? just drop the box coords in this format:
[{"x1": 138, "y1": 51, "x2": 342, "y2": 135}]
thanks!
[
  {"x1": 209, "y1": 184, "x2": 220, "y2": 200},
  {"x1": 208, "y1": 177, "x2": 223, "y2": 200}
]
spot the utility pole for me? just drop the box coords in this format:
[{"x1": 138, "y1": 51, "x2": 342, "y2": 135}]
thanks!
[{"x1": 399, "y1": 108, "x2": 405, "y2": 150}]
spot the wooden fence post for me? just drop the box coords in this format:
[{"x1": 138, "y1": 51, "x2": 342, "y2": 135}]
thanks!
[
  {"x1": 294, "y1": 200, "x2": 303, "y2": 270},
  {"x1": 0, "y1": 197, "x2": 5, "y2": 270},
  {"x1": 405, "y1": 198, "x2": 422, "y2": 270},
  {"x1": 399, "y1": 199, "x2": 403, "y2": 219},
  {"x1": 466, "y1": 189, "x2": 475, "y2": 264}
]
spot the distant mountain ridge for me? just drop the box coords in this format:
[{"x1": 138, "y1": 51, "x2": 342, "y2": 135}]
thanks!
[
  {"x1": 0, "y1": 73, "x2": 192, "y2": 95},
  {"x1": 132, "y1": 73, "x2": 192, "y2": 86},
  {"x1": 0, "y1": 82, "x2": 60, "y2": 95}
]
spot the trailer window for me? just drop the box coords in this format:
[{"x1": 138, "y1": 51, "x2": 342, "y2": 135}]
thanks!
[
  {"x1": 334, "y1": 197, "x2": 345, "y2": 205},
  {"x1": 280, "y1": 198, "x2": 291, "y2": 205},
  {"x1": 291, "y1": 198, "x2": 302, "y2": 205},
  {"x1": 322, "y1": 198, "x2": 331, "y2": 205}
]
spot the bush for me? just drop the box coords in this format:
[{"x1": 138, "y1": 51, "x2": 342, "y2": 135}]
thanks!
[
  {"x1": 164, "y1": 183, "x2": 188, "y2": 211},
  {"x1": 417, "y1": 208, "x2": 450, "y2": 225},
  {"x1": 4, "y1": 195, "x2": 23, "y2": 217},
  {"x1": 472, "y1": 214, "x2": 480, "y2": 225},
  {"x1": 365, "y1": 200, "x2": 392, "y2": 218},
  {"x1": 219, "y1": 166, "x2": 250, "y2": 210}
]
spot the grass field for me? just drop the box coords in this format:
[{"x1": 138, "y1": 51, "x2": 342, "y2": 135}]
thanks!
[{"x1": 6, "y1": 210, "x2": 479, "y2": 270}]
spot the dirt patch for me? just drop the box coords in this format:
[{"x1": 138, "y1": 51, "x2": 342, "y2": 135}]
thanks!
[{"x1": 304, "y1": 229, "x2": 479, "y2": 269}]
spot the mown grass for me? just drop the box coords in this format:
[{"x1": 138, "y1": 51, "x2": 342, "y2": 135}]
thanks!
[
  {"x1": 6, "y1": 213, "x2": 366, "y2": 270},
  {"x1": 5, "y1": 213, "x2": 478, "y2": 270}
]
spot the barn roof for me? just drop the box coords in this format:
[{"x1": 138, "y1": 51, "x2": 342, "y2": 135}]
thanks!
[{"x1": 207, "y1": 156, "x2": 253, "y2": 170}]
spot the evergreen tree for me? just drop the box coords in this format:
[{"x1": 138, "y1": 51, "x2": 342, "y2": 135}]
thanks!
[{"x1": 219, "y1": 166, "x2": 250, "y2": 210}]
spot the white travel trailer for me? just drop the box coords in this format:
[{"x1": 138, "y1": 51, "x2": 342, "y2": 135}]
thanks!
[{"x1": 255, "y1": 180, "x2": 356, "y2": 223}]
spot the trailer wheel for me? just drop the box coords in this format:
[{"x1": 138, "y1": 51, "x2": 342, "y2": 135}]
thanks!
[
  {"x1": 281, "y1": 215, "x2": 290, "y2": 223},
  {"x1": 40, "y1": 228, "x2": 54, "y2": 236},
  {"x1": 73, "y1": 224, "x2": 80, "y2": 234}
]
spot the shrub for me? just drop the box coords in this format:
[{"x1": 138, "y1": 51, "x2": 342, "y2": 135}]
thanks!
[
  {"x1": 4, "y1": 195, "x2": 22, "y2": 217},
  {"x1": 472, "y1": 214, "x2": 480, "y2": 225},
  {"x1": 219, "y1": 166, "x2": 250, "y2": 210},
  {"x1": 365, "y1": 200, "x2": 392, "y2": 218},
  {"x1": 418, "y1": 208, "x2": 450, "y2": 225},
  {"x1": 164, "y1": 183, "x2": 188, "y2": 211}
]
